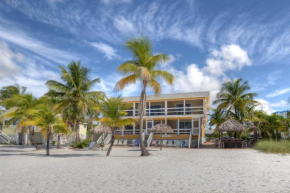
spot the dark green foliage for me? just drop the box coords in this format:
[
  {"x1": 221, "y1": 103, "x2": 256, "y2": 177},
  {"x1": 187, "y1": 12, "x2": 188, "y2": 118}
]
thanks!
[{"x1": 73, "y1": 139, "x2": 92, "y2": 149}]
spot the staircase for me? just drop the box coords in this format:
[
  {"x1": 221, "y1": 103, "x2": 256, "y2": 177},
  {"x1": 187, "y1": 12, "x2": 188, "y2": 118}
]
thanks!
[
  {"x1": 0, "y1": 130, "x2": 11, "y2": 144},
  {"x1": 104, "y1": 134, "x2": 112, "y2": 145},
  {"x1": 97, "y1": 133, "x2": 106, "y2": 145}
]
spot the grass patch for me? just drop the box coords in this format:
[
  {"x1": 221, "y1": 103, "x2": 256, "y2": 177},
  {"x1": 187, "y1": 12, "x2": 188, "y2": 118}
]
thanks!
[{"x1": 254, "y1": 140, "x2": 290, "y2": 155}]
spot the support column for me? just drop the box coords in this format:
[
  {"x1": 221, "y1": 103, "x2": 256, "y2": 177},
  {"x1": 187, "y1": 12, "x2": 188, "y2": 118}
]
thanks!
[
  {"x1": 191, "y1": 118, "x2": 193, "y2": 133},
  {"x1": 203, "y1": 98, "x2": 205, "y2": 115},
  {"x1": 149, "y1": 102, "x2": 151, "y2": 116},
  {"x1": 165, "y1": 118, "x2": 167, "y2": 125},
  {"x1": 177, "y1": 119, "x2": 180, "y2": 135},
  {"x1": 198, "y1": 118, "x2": 201, "y2": 148},
  {"x1": 133, "y1": 123, "x2": 135, "y2": 135},
  {"x1": 184, "y1": 100, "x2": 186, "y2": 115},
  {"x1": 165, "y1": 101, "x2": 167, "y2": 115},
  {"x1": 133, "y1": 102, "x2": 136, "y2": 116}
]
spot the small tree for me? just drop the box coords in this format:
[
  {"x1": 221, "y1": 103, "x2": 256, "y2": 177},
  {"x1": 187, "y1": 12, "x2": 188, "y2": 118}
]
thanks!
[
  {"x1": 98, "y1": 96, "x2": 134, "y2": 156},
  {"x1": 53, "y1": 124, "x2": 68, "y2": 149},
  {"x1": 34, "y1": 97, "x2": 67, "y2": 156}
]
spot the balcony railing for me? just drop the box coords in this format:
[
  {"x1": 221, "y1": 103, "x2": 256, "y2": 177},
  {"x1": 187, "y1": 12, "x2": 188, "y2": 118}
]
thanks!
[
  {"x1": 124, "y1": 106, "x2": 204, "y2": 116},
  {"x1": 114, "y1": 128, "x2": 199, "y2": 135}
]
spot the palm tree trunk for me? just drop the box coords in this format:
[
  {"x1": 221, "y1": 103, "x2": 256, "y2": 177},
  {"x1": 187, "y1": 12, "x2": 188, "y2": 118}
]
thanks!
[
  {"x1": 57, "y1": 135, "x2": 61, "y2": 149},
  {"x1": 28, "y1": 126, "x2": 40, "y2": 150},
  {"x1": 106, "y1": 131, "x2": 115, "y2": 156},
  {"x1": 75, "y1": 121, "x2": 80, "y2": 143},
  {"x1": 46, "y1": 131, "x2": 50, "y2": 156},
  {"x1": 138, "y1": 83, "x2": 150, "y2": 156}
]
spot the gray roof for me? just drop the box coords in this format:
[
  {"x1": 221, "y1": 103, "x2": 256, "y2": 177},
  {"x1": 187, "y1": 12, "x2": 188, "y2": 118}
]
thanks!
[{"x1": 122, "y1": 91, "x2": 210, "y2": 102}]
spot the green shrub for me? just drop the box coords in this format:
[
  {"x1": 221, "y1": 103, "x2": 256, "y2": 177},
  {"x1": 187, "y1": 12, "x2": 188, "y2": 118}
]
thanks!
[
  {"x1": 51, "y1": 140, "x2": 56, "y2": 145},
  {"x1": 73, "y1": 139, "x2": 92, "y2": 149},
  {"x1": 254, "y1": 140, "x2": 290, "y2": 155}
]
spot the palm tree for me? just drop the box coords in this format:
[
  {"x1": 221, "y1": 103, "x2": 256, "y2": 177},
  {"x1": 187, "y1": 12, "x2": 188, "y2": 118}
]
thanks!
[
  {"x1": 115, "y1": 37, "x2": 174, "y2": 156},
  {"x1": 3, "y1": 94, "x2": 40, "y2": 149},
  {"x1": 214, "y1": 78, "x2": 258, "y2": 122},
  {"x1": 208, "y1": 108, "x2": 227, "y2": 139},
  {"x1": 53, "y1": 123, "x2": 68, "y2": 149},
  {"x1": 34, "y1": 97, "x2": 67, "y2": 156},
  {"x1": 98, "y1": 96, "x2": 134, "y2": 156},
  {"x1": 46, "y1": 61, "x2": 103, "y2": 142},
  {"x1": 0, "y1": 84, "x2": 26, "y2": 109}
]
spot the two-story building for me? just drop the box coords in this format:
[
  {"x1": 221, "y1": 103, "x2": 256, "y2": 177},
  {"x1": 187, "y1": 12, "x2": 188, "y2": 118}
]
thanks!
[{"x1": 114, "y1": 91, "x2": 210, "y2": 148}]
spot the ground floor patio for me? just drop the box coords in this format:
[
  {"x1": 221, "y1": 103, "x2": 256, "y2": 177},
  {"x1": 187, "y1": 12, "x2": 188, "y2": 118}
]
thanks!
[{"x1": 1, "y1": 146, "x2": 290, "y2": 193}]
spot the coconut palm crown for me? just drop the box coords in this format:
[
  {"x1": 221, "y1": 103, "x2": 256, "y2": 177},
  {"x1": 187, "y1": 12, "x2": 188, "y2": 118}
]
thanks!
[
  {"x1": 46, "y1": 61, "x2": 103, "y2": 142},
  {"x1": 115, "y1": 37, "x2": 174, "y2": 156}
]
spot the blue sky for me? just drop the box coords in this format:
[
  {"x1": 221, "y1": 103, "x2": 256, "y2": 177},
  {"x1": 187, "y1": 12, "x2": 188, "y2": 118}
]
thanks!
[{"x1": 0, "y1": 0, "x2": 290, "y2": 113}]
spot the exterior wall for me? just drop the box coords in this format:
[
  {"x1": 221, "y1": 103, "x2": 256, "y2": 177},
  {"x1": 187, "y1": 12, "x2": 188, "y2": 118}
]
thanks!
[{"x1": 79, "y1": 124, "x2": 87, "y2": 140}]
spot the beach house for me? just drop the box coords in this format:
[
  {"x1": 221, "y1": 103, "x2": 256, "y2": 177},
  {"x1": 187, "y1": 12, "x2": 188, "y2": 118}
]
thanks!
[{"x1": 113, "y1": 91, "x2": 210, "y2": 148}]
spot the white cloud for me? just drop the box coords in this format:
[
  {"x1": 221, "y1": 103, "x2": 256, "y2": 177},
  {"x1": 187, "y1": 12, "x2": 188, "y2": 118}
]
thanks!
[
  {"x1": 0, "y1": 42, "x2": 23, "y2": 78},
  {"x1": 267, "y1": 88, "x2": 290, "y2": 98},
  {"x1": 204, "y1": 44, "x2": 251, "y2": 76},
  {"x1": 0, "y1": 25, "x2": 78, "y2": 65},
  {"x1": 255, "y1": 99, "x2": 290, "y2": 114},
  {"x1": 101, "y1": 0, "x2": 131, "y2": 4},
  {"x1": 114, "y1": 16, "x2": 136, "y2": 35},
  {"x1": 159, "y1": 45, "x2": 250, "y2": 103},
  {"x1": 90, "y1": 42, "x2": 119, "y2": 60}
]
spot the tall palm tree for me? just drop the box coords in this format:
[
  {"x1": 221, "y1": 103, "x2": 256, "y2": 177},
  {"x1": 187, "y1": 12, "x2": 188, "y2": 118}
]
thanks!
[
  {"x1": 208, "y1": 108, "x2": 227, "y2": 139},
  {"x1": 4, "y1": 94, "x2": 40, "y2": 149},
  {"x1": 46, "y1": 61, "x2": 103, "y2": 142},
  {"x1": 33, "y1": 98, "x2": 67, "y2": 156},
  {"x1": 214, "y1": 78, "x2": 258, "y2": 122},
  {"x1": 99, "y1": 96, "x2": 134, "y2": 156},
  {"x1": 115, "y1": 37, "x2": 174, "y2": 156},
  {"x1": 0, "y1": 84, "x2": 26, "y2": 109}
]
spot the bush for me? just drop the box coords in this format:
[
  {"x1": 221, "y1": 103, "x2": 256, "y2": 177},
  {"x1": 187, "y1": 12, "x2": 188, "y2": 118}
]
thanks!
[
  {"x1": 73, "y1": 139, "x2": 92, "y2": 149},
  {"x1": 254, "y1": 140, "x2": 290, "y2": 155},
  {"x1": 51, "y1": 140, "x2": 56, "y2": 145}
]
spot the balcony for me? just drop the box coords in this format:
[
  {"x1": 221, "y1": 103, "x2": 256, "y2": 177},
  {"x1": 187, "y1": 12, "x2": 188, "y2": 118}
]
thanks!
[
  {"x1": 114, "y1": 128, "x2": 199, "y2": 135},
  {"x1": 124, "y1": 106, "x2": 204, "y2": 117}
]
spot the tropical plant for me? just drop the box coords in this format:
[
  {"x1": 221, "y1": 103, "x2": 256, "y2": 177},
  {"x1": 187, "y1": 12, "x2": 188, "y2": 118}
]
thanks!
[
  {"x1": 0, "y1": 84, "x2": 26, "y2": 109},
  {"x1": 33, "y1": 98, "x2": 67, "y2": 156},
  {"x1": 46, "y1": 61, "x2": 103, "y2": 142},
  {"x1": 98, "y1": 96, "x2": 134, "y2": 156},
  {"x1": 3, "y1": 94, "x2": 40, "y2": 149},
  {"x1": 53, "y1": 122, "x2": 69, "y2": 149},
  {"x1": 115, "y1": 37, "x2": 174, "y2": 156},
  {"x1": 208, "y1": 108, "x2": 227, "y2": 139}
]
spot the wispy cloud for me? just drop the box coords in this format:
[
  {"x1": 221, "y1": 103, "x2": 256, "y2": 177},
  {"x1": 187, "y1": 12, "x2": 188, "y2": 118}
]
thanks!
[
  {"x1": 4, "y1": 1, "x2": 290, "y2": 64},
  {"x1": 0, "y1": 22, "x2": 79, "y2": 65},
  {"x1": 0, "y1": 41, "x2": 23, "y2": 78},
  {"x1": 90, "y1": 42, "x2": 119, "y2": 60},
  {"x1": 267, "y1": 88, "x2": 290, "y2": 98}
]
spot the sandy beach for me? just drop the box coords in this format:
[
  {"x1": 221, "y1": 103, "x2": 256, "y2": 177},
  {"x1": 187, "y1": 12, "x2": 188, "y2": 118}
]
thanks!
[{"x1": 1, "y1": 146, "x2": 290, "y2": 193}]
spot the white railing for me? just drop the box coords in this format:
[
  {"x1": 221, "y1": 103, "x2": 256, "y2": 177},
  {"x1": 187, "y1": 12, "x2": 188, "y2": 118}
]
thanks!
[
  {"x1": 0, "y1": 130, "x2": 11, "y2": 144},
  {"x1": 124, "y1": 106, "x2": 204, "y2": 116},
  {"x1": 97, "y1": 133, "x2": 106, "y2": 144},
  {"x1": 104, "y1": 134, "x2": 112, "y2": 145},
  {"x1": 147, "y1": 132, "x2": 154, "y2": 147}
]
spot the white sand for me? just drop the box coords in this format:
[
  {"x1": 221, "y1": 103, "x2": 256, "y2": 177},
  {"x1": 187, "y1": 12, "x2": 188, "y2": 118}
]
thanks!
[{"x1": 1, "y1": 146, "x2": 290, "y2": 193}]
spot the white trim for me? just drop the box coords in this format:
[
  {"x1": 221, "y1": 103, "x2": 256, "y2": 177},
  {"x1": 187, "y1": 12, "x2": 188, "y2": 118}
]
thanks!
[{"x1": 184, "y1": 100, "x2": 186, "y2": 115}]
